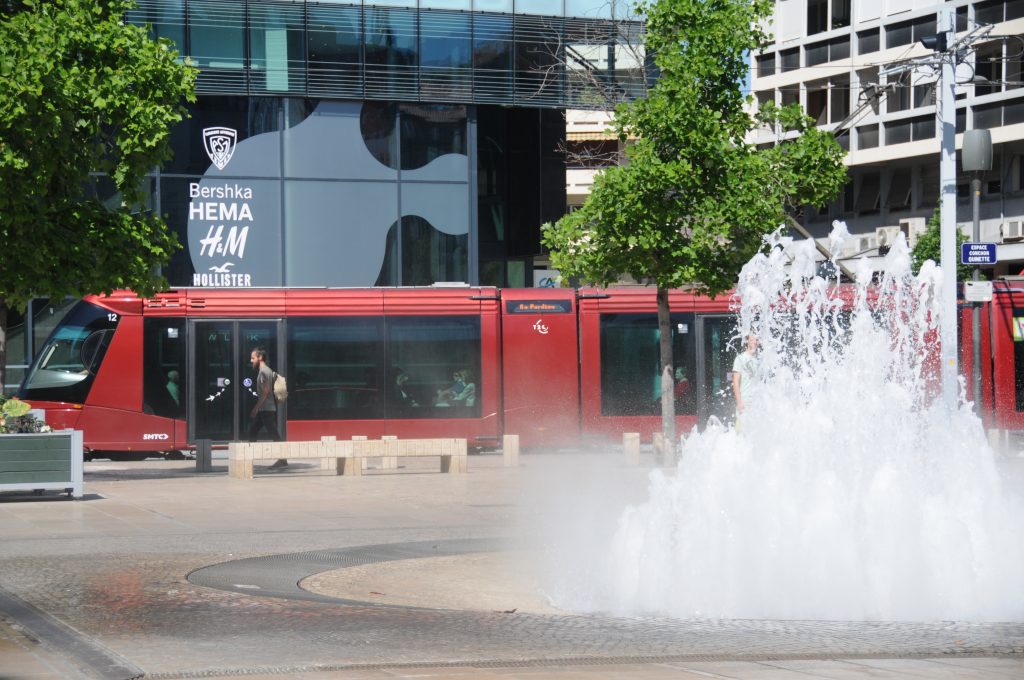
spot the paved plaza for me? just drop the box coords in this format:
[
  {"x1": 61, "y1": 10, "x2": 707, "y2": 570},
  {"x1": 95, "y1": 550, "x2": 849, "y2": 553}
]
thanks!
[{"x1": 0, "y1": 452, "x2": 1022, "y2": 680}]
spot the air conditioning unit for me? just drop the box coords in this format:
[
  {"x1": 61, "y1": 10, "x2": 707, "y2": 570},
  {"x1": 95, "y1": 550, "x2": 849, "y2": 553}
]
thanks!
[
  {"x1": 857, "y1": 234, "x2": 878, "y2": 253},
  {"x1": 899, "y1": 217, "x2": 928, "y2": 247},
  {"x1": 876, "y1": 226, "x2": 901, "y2": 247},
  {"x1": 1002, "y1": 221, "x2": 1024, "y2": 242}
]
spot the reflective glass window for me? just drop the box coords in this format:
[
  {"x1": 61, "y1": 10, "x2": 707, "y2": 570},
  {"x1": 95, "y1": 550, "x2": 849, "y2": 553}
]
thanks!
[
  {"x1": 387, "y1": 317, "x2": 481, "y2": 419},
  {"x1": 189, "y1": 0, "x2": 246, "y2": 92},
  {"x1": 400, "y1": 104, "x2": 467, "y2": 169},
  {"x1": 858, "y1": 29, "x2": 879, "y2": 55},
  {"x1": 400, "y1": 214, "x2": 469, "y2": 285},
  {"x1": 365, "y1": 6, "x2": 419, "y2": 98},
  {"x1": 420, "y1": 11, "x2": 472, "y2": 100},
  {"x1": 287, "y1": 317, "x2": 385, "y2": 421},
  {"x1": 284, "y1": 180, "x2": 399, "y2": 287},
  {"x1": 474, "y1": 14, "x2": 513, "y2": 101},
  {"x1": 143, "y1": 318, "x2": 186, "y2": 420},
  {"x1": 127, "y1": 0, "x2": 185, "y2": 51},
  {"x1": 886, "y1": 21, "x2": 912, "y2": 49},
  {"x1": 599, "y1": 313, "x2": 697, "y2": 416},
  {"x1": 19, "y1": 302, "x2": 119, "y2": 404},
  {"x1": 166, "y1": 96, "x2": 250, "y2": 175},
  {"x1": 361, "y1": 101, "x2": 401, "y2": 170},
  {"x1": 308, "y1": 3, "x2": 363, "y2": 98},
  {"x1": 249, "y1": 0, "x2": 306, "y2": 94},
  {"x1": 885, "y1": 120, "x2": 911, "y2": 145},
  {"x1": 515, "y1": 16, "x2": 563, "y2": 104}
]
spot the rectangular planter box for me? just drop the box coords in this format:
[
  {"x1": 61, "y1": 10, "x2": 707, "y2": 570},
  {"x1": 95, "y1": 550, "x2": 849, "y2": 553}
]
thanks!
[{"x1": 0, "y1": 431, "x2": 83, "y2": 499}]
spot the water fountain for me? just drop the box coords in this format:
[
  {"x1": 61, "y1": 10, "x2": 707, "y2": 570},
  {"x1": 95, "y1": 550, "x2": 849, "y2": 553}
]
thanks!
[{"x1": 545, "y1": 223, "x2": 1024, "y2": 622}]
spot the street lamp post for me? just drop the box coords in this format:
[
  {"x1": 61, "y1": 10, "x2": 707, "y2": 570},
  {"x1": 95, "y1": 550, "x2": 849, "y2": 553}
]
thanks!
[
  {"x1": 963, "y1": 128, "x2": 993, "y2": 411},
  {"x1": 938, "y1": 4, "x2": 959, "y2": 409}
]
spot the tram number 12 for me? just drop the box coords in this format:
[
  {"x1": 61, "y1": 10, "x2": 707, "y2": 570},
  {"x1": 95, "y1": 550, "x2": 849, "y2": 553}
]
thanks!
[{"x1": 107, "y1": 313, "x2": 119, "y2": 323}]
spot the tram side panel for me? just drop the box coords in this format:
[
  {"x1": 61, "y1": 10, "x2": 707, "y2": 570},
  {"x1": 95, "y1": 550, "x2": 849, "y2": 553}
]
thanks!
[
  {"x1": 500, "y1": 289, "x2": 580, "y2": 447},
  {"x1": 988, "y1": 286, "x2": 1024, "y2": 430},
  {"x1": 577, "y1": 289, "x2": 703, "y2": 444}
]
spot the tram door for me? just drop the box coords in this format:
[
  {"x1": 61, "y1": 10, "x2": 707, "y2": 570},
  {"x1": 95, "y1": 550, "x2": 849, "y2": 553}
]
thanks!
[
  {"x1": 696, "y1": 315, "x2": 738, "y2": 428},
  {"x1": 189, "y1": 320, "x2": 284, "y2": 443}
]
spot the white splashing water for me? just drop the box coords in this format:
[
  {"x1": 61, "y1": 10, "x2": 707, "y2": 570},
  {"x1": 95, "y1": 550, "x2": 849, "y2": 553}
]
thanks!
[{"x1": 546, "y1": 223, "x2": 1024, "y2": 621}]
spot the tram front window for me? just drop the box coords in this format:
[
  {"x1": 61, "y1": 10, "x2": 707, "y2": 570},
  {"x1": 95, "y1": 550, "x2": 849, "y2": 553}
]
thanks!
[{"x1": 18, "y1": 301, "x2": 119, "y2": 403}]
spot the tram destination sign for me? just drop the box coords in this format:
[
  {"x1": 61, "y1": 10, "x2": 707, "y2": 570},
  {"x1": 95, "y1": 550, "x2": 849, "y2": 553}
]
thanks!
[{"x1": 961, "y1": 242, "x2": 997, "y2": 266}]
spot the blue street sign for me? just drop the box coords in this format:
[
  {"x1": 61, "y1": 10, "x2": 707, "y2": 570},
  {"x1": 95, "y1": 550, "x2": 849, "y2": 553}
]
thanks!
[{"x1": 961, "y1": 242, "x2": 997, "y2": 266}]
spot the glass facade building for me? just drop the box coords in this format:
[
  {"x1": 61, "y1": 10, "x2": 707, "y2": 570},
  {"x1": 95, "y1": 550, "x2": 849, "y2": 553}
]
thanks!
[{"x1": 118, "y1": 0, "x2": 645, "y2": 289}]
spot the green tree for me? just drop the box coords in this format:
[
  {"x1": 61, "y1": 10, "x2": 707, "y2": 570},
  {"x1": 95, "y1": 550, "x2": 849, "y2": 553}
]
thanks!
[
  {"x1": 542, "y1": 0, "x2": 847, "y2": 455},
  {"x1": 0, "y1": 0, "x2": 195, "y2": 392},
  {"x1": 910, "y1": 207, "x2": 975, "y2": 281}
]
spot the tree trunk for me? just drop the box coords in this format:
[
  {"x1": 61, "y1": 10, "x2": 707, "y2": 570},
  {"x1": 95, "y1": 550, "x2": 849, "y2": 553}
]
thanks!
[
  {"x1": 0, "y1": 297, "x2": 7, "y2": 396},
  {"x1": 657, "y1": 286, "x2": 676, "y2": 463}
]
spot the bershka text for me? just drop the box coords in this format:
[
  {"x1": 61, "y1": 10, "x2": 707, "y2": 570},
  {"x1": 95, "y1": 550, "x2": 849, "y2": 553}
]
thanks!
[{"x1": 189, "y1": 183, "x2": 253, "y2": 199}]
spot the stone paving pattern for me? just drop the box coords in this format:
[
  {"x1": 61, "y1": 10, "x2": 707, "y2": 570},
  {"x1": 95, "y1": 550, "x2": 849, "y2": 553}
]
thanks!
[{"x1": 0, "y1": 454, "x2": 1022, "y2": 679}]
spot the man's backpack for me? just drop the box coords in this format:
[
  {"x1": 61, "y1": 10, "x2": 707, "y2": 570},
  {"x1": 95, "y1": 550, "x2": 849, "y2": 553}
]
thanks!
[{"x1": 272, "y1": 372, "x2": 288, "y2": 402}]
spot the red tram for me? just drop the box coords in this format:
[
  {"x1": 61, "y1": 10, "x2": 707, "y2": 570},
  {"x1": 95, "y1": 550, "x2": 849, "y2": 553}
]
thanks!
[
  {"x1": 16, "y1": 287, "x2": 741, "y2": 459},
  {"x1": 18, "y1": 283, "x2": 1022, "y2": 460}
]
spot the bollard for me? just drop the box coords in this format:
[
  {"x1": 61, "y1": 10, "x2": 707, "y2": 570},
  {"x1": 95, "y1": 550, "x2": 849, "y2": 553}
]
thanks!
[
  {"x1": 502, "y1": 434, "x2": 520, "y2": 467},
  {"x1": 623, "y1": 432, "x2": 640, "y2": 466},
  {"x1": 381, "y1": 435, "x2": 398, "y2": 469},
  {"x1": 320, "y1": 435, "x2": 337, "y2": 471},
  {"x1": 195, "y1": 439, "x2": 213, "y2": 473},
  {"x1": 652, "y1": 432, "x2": 665, "y2": 466}
]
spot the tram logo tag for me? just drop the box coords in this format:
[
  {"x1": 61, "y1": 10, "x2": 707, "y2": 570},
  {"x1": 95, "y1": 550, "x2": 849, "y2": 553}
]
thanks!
[
  {"x1": 533, "y1": 320, "x2": 549, "y2": 335},
  {"x1": 143, "y1": 433, "x2": 170, "y2": 441},
  {"x1": 203, "y1": 127, "x2": 237, "y2": 170}
]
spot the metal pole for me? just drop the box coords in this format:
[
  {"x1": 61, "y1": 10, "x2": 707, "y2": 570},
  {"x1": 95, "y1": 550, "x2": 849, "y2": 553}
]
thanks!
[
  {"x1": 972, "y1": 176, "x2": 982, "y2": 410},
  {"x1": 939, "y1": 5, "x2": 959, "y2": 408}
]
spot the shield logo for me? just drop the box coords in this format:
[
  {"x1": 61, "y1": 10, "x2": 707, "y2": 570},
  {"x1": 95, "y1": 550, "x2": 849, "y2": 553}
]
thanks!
[{"x1": 203, "y1": 127, "x2": 237, "y2": 170}]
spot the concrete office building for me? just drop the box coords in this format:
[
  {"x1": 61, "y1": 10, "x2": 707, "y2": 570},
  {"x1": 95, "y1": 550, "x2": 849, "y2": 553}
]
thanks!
[{"x1": 750, "y1": 0, "x2": 1024, "y2": 274}]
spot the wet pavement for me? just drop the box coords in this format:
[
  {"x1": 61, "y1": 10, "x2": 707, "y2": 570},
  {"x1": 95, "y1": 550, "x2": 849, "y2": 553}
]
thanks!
[{"x1": 0, "y1": 453, "x2": 1022, "y2": 680}]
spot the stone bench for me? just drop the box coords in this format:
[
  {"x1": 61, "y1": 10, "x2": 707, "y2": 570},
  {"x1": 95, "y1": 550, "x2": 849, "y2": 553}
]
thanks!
[{"x1": 227, "y1": 436, "x2": 467, "y2": 480}]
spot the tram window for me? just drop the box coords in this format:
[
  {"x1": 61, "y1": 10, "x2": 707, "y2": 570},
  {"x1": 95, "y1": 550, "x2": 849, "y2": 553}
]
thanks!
[
  {"x1": 599, "y1": 313, "x2": 696, "y2": 416},
  {"x1": 386, "y1": 317, "x2": 481, "y2": 418},
  {"x1": 19, "y1": 301, "x2": 119, "y2": 404},
  {"x1": 143, "y1": 318, "x2": 186, "y2": 419},
  {"x1": 288, "y1": 317, "x2": 385, "y2": 421}
]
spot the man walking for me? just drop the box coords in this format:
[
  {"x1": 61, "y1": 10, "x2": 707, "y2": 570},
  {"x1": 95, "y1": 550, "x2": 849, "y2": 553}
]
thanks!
[{"x1": 248, "y1": 347, "x2": 286, "y2": 468}]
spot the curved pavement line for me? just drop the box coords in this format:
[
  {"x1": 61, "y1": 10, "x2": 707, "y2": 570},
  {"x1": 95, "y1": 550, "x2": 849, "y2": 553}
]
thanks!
[
  {"x1": 187, "y1": 536, "x2": 505, "y2": 607},
  {"x1": 0, "y1": 584, "x2": 145, "y2": 680}
]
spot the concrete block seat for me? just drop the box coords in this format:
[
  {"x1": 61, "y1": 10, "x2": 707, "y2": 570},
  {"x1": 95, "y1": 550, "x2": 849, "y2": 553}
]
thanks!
[{"x1": 228, "y1": 436, "x2": 467, "y2": 480}]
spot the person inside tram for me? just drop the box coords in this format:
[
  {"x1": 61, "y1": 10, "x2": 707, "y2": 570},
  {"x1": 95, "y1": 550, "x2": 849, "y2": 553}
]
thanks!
[
  {"x1": 448, "y1": 368, "x2": 476, "y2": 408},
  {"x1": 166, "y1": 370, "x2": 181, "y2": 407},
  {"x1": 435, "y1": 369, "x2": 466, "y2": 406},
  {"x1": 389, "y1": 367, "x2": 418, "y2": 407}
]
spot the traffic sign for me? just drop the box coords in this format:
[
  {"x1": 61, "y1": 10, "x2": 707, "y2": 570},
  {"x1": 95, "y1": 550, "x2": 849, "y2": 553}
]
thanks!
[{"x1": 961, "y1": 242, "x2": 997, "y2": 265}]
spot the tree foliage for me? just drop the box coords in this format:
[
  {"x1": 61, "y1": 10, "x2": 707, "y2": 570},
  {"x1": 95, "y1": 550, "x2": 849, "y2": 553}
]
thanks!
[
  {"x1": 542, "y1": 0, "x2": 848, "y2": 297},
  {"x1": 541, "y1": 0, "x2": 848, "y2": 452},
  {"x1": 0, "y1": 0, "x2": 195, "y2": 391},
  {"x1": 910, "y1": 207, "x2": 975, "y2": 281}
]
